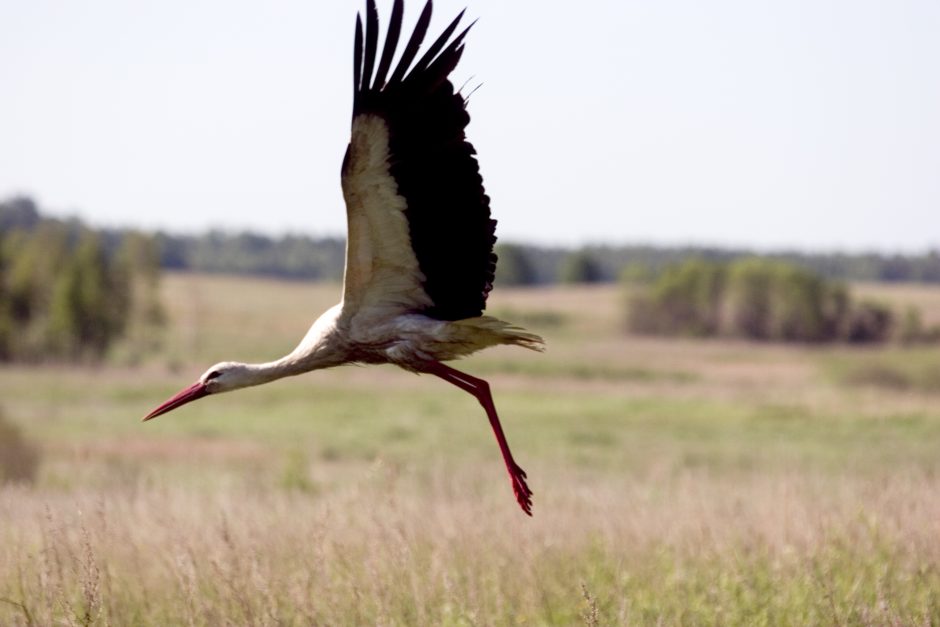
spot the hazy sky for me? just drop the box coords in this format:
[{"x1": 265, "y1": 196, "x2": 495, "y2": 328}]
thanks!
[{"x1": 2, "y1": 0, "x2": 938, "y2": 252}]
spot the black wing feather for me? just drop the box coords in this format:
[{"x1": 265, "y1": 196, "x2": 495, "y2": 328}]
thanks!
[
  {"x1": 414, "y1": 26, "x2": 472, "y2": 93},
  {"x1": 361, "y1": 0, "x2": 380, "y2": 93},
  {"x1": 373, "y1": 0, "x2": 403, "y2": 89},
  {"x1": 405, "y1": 9, "x2": 466, "y2": 81},
  {"x1": 353, "y1": 14, "x2": 364, "y2": 109},
  {"x1": 351, "y1": 1, "x2": 496, "y2": 321},
  {"x1": 387, "y1": 1, "x2": 433, "y2": 86}
]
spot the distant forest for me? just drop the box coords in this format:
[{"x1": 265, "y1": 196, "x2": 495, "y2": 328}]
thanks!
[
  {"x1": 3, "y1": 196, "x2": 940, "y2": 286},
  {"x1": 0, "y1": 197, "x2": 163, "y2": 362}
]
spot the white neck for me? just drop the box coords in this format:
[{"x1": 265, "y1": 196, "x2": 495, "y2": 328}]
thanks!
[{"x1": 232, "y1": 304, "x2": 349, "y2": 389}]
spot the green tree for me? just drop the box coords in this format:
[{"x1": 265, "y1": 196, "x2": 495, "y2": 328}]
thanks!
[
  {"x1": 47, "y1": 232, "x2": 126, "y2": 359},
  {"x1": 0, "y1": 196, "x2": 41, "y2": 231},
  {"x1": 495, "y1": 244, "x2": 538, "y2": 286},
  {"x1": 559, "y1": 250, "x2": 605, "y2": 284},
  {"x1": 115, "y1": 232, "x2": 167, "y2": 362},
  {"x1": 4, "y1": 223, "x2": 71, "y2": 359},
  {"x1": 768, "y1": 265, "x2": 839, "y2": 342},
  {"x1": 1, "y1": 199, "x2": 167, "y2": 363},
  {"x1": 652, "y1": 259, "x2": 726, "y2": 336},
  {"x1": 726, "y1": 258, "x2": 775, "y2": 339}
]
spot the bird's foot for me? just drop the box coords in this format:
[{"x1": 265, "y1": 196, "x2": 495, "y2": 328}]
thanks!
[{"x1": 508, "y1": 462, "x2": 533, "y2": 516}]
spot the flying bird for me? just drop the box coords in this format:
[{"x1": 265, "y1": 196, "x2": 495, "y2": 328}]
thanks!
[{"x1": 143, "y1": 0, "x2": 544, "y2": 515}]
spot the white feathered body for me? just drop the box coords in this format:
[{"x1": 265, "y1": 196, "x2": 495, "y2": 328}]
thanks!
[{"x1": 290, "y1": 302, "x2": 541, "y2": 373}]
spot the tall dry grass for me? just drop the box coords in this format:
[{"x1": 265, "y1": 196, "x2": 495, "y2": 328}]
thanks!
[
  {"x1": 3, "y1": 464, "x2": 940, "y2": 625},
  {"x1": 3, "y1": 276, "x2": 940, "y2": 624}
]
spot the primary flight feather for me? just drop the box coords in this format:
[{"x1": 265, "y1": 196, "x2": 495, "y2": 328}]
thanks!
[{"x1": 144, "y1": 0, "x2": 544, "y2": 515}]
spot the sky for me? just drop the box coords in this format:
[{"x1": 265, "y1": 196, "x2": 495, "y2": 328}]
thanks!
[{"x1": 1, "y1": 0, "x2": 938, "y2": 253}]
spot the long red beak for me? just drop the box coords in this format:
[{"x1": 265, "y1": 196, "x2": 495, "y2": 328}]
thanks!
[{"x1": 142, "y1": 381, "x2": 209, "y2": 421}]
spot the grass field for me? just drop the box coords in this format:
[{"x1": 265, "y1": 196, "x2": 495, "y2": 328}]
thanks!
[{"x1": 2, "y1": 273, "x2": 940, "y2": 625}]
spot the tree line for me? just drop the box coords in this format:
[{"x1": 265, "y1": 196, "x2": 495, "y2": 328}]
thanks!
[
  {"x1": 0, "y1": 197, "x2": 164, "y2": 362},
  {"x1": 4, "y1": 195, "x2": 940, "y2": 358},
  {"x1": 5, "y1": 196, "x2": 940, "y2": 286},
  {"x1": 156, "y1": 231, "x2": 346, "y2": 280},
  {"x1": 497, "y1": 244, "x2": 940, "y2": 286}
]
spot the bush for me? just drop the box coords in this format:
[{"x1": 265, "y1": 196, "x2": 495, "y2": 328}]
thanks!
[
  {"x1": 625, "y1": 258, "x2": 896, "y2": 344},
  {"x1": 0, "y1": 407, "x2": 40, "y2": 485},
  {"x1": 725, "y1": 258, "x2": 775, "y2": 339},
  {"x1": 843, "y1": 301, "x2": 893, "y2": 343},
  {"x1": 766, "y1": 265, "x2": 845, "y2": 343},
  {"x1": 628, "y1": 259, "x2": 726, "y2": 337}
]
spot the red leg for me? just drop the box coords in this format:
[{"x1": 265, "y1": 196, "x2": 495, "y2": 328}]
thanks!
[{"x1": 424, "y1": 361, "x2": 533, "y2": 515}]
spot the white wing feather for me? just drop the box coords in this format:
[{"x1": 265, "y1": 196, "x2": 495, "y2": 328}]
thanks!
[{"x1": 340, "y1": 113, "x2": 433, "y2": 315}]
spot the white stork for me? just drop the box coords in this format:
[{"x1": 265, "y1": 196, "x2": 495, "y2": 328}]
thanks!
[{"x1": 143, "y1": 0, "x2": 544, "y2": 515}]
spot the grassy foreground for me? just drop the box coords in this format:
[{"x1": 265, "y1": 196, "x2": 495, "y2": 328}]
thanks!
[{"x1": 2, "y1": 274, "x2": 940, "y2": 625}]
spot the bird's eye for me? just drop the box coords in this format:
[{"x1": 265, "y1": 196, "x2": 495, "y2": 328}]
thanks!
[{"x1": 205, "y1": 370, "x2": 221, "y2": 381}]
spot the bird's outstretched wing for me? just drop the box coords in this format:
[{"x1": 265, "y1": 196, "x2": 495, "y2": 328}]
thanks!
[{"x1": 340, "y1": 0, "x2": 497, "y2": 321}]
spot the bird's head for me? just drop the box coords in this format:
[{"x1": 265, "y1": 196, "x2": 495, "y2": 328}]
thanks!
[{"x1": 142, "y1": 361, "x2": 251, "y2": 421}]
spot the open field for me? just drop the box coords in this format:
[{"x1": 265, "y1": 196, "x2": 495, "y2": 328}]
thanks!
[{"x1": 3, "y1": 273, "x2": 940, "y2": 624}]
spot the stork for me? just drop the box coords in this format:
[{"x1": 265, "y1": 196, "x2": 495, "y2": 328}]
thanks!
[{"x1": 143, "y1": 0, "x2": 544, "y2": 515}]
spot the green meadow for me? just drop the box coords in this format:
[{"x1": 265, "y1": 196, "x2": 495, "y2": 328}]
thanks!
[{"x1": 2, "y1": 273, "x2": 940, "y2": 625}]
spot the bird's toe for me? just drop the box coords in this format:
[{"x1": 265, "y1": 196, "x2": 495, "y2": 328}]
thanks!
[{"x1": 509, "y1": 464, "x2": 533, "y2": 515}]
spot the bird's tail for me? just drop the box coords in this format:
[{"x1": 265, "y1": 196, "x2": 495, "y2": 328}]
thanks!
[
  {"x1": 459, "y1": 316, "x2": 546, "y2": 352},
  {"x1": 501, "y1": 325, "x2": 546, "y2": 352}
]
